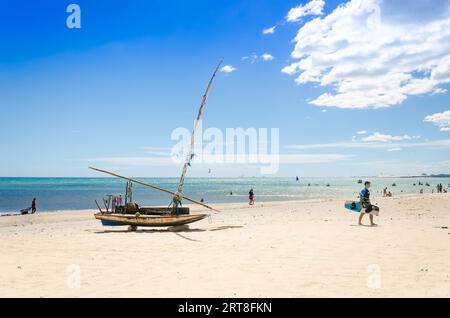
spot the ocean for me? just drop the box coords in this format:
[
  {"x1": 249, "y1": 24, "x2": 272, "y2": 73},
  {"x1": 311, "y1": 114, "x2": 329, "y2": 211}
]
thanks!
[{"x1": 0, "y1": 177, "x2": 449, "y2": 214}]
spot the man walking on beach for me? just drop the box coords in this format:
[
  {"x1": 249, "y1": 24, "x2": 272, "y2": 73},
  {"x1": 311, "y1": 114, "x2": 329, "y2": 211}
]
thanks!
[
  {"x1": 31, "y1": 198, "x2": 36, "y2": 214},
  {"x1": 249, "y1": 189, "x2": 254, "y2": 206},
  {"x1": 358, "y1": 182, "x2": 377, "y2": 226}
]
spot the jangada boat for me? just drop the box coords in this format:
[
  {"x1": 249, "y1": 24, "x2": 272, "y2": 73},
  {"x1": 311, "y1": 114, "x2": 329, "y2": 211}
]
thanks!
[
  {"x1": 94, "y1": 212, "x2": 208, "y2": 227},
  {"x1": 90, "y1": 61, "x2": 222, "y2": 230}
]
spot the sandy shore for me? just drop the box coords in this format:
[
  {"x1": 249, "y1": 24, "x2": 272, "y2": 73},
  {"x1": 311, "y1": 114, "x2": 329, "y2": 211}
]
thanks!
[{"x1": 1, "y1": 194, "x2": 449, "y2": 297}]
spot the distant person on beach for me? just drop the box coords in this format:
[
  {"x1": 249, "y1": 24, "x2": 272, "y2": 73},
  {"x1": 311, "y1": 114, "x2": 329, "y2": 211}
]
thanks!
[
  {"x1": 118, "y1": 194, "x2": 123, "y2": 206},
  {"x1": 249, "y1": 189, "x2": 254, "y2": 206},
  {"x1": 358, "y1": 182, "x2": 377, "y2": 226},
  {"x1": 383, "y1": 187, "x2": 387, "y2": 197},
  {"x1": 112, "y1": 196, "x2": 117, "y2": 212},
  {"x1": 31, "y1": 198, "x2": 36, "y2": 214}
]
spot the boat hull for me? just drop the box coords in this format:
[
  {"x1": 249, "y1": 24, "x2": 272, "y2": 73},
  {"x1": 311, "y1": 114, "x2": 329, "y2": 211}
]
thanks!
[{"x1": 94, "y1": 212, "x2": 207, "y2": 227}]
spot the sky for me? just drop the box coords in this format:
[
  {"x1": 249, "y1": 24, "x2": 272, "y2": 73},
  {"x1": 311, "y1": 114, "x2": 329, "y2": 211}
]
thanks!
[{"x1": 0, "y1": 0, "x2": 449, "y2": 177}]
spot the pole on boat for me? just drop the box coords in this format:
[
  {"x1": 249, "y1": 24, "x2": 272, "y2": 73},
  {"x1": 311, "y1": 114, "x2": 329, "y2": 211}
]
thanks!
[
  {"x1": 94, "y1": 200, "x2": 104, "y2": 213},
  {"x1": 172, "y1": 59, "x2": 223, "y2": 211}
]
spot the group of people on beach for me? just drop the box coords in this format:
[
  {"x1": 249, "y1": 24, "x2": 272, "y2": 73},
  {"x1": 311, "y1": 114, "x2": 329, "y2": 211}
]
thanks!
[
  {"x1": 436, "y1": 183, "x2": 447, "y2": 193},
  {"x1": 111, "y1": 195, "x2": 123, "y2": 212},
  {"x1": 383, "y1": 187, "x2": 393, "y2": 197}
]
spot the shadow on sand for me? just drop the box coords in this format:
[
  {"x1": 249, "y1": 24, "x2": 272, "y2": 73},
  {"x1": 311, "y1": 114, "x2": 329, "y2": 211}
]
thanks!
[
  {"x1": 91, "y1": 225, "x2": 243, "y2": 237},
  {"x1": 90, "y1": 225, "x2": 243, "y2": 242}
]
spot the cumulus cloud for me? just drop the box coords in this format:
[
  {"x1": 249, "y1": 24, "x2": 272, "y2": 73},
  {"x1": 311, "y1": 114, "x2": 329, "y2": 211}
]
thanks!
[
  {"x1": 357, "y1": 130, "x2": 367, "y2": 135},
  {"x1": 261, "y1": 53, "x2": 274, "y2": 61},
  {"x1": 282, "y1": 0, "x2": 450, "y2": 109},
  {"x1": 424, "y1": 110, "x2": 450, "y2": 131},
  {"x1": 220, "y1": 65, "x2": 236, "y2": 73},
  {"x1": 362, "y1": 132, "x2": 413, "y2": 142},
  {"x1": 262, "y1": 26, "x2": 276, "y2": 34},
  {"x1": 286, "y1": 0, "x2": 325, "y2": 22}
]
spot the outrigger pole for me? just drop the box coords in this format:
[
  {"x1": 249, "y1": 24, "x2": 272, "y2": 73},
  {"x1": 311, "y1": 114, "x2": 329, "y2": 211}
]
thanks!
[{"x1": 89, "y1": 167, "x2": 221, "y2": 213}]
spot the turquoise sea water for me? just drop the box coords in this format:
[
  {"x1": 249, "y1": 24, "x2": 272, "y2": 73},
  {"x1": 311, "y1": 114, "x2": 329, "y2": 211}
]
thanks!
[{"x1": 0, "y1": 177, "x2": 449, "y2": 213}]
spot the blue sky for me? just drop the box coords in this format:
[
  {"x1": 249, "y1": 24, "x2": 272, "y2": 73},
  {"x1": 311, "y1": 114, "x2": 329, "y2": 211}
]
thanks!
[{"x1": 1, "y1": 0, "x2": 449, "y2": 177}]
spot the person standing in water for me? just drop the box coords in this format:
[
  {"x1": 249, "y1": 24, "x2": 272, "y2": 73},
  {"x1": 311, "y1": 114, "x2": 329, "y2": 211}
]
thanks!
[
  {"x1": 31, "y1": 198, "x2": 36, "y2": 214},
  {"x1": 249, "y1": 189, "x2": 254, "y2": 206},
  {"x1": 358, "y1": 181, "x2": 377, "y2": 226}
]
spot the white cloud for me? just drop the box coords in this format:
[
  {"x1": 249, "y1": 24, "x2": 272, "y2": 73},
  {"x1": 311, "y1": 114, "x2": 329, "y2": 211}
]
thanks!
[
  {"x1": 87, "y1": 156, "x2": 174, "y2": 166},
  {"x1": 362, "y1": 132, "x2": 412, "y2": 142},
  {"x1": 261, "y1": 53, "x2": 274, "y2": 61},
  {"x1": 86, "y1": 153, "x2": 352, "y2": 167},
  {"x1": 387, "y1": 147, "x2": 402, "y2": 152},
  {"x1": 283, "y1": 0, "x2": 450, "y2": 109},
  {"x1": 242, "y1": 53, "x2": 275, "y2": 63},
  {"x1": 142, "y1": 146, "x2": 172, "y2": 156},
  {"x1": 424, "y1": 110, "x2": 450, "y2": 132},
  {"x1": 242, "y1": 53, "x2": 258, "y2": 64},
  {"x1": 263, "y1": 26, "x2": 276, "y2": 34},
  {"x1": 286, "y1": 138, "x2": 450, "y2": 150},
  {"x1": 279, "y1": 153, "x2": 353, "y2": 164},
  {"x1": 286, "y1": 0, "x2": 325, "y2": 22},
  {"x1": 220, "y1": 65, "x2": 236, "y2": 73},
  {"x1": 357, "y1": 130, "x2": 367, "y2": 135},
  {"x1": 281, "y1": 62, "x2": 302, "y2": 75}
]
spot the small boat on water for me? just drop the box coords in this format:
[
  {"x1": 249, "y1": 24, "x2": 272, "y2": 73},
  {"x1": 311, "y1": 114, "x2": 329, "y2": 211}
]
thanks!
[
  {"x1": 392, "y1": 183, "x2": 397, "y2": 186},
  {"x1": 357, "y1": 179, "x2": 363, "y2": 184},
  {"x1": 91, "y1": 61, "x2": 223, "y2": 230}
]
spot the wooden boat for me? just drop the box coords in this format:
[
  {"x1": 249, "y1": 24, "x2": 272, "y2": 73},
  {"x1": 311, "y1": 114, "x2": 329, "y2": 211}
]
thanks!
[
  {"x1": 114, "y1": 202, "x2": 190, "y2": 215},
  {"x1": 91, "y1": 61, "x2": 222, "y2": 230},
  {"x1": 95, "y1": 212, "x2": 208, "y2": 227}
]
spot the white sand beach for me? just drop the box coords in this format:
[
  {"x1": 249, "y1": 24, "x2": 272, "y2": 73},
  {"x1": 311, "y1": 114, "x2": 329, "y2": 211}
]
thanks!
[{"x1": 1, "y1": 194, "x2": 449, "y2": 298}]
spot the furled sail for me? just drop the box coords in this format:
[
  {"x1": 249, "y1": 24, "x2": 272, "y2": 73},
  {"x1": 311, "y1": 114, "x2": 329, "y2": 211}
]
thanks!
[{"x1": 172, "y1": 60, "x2": 223, "y2": 209}]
